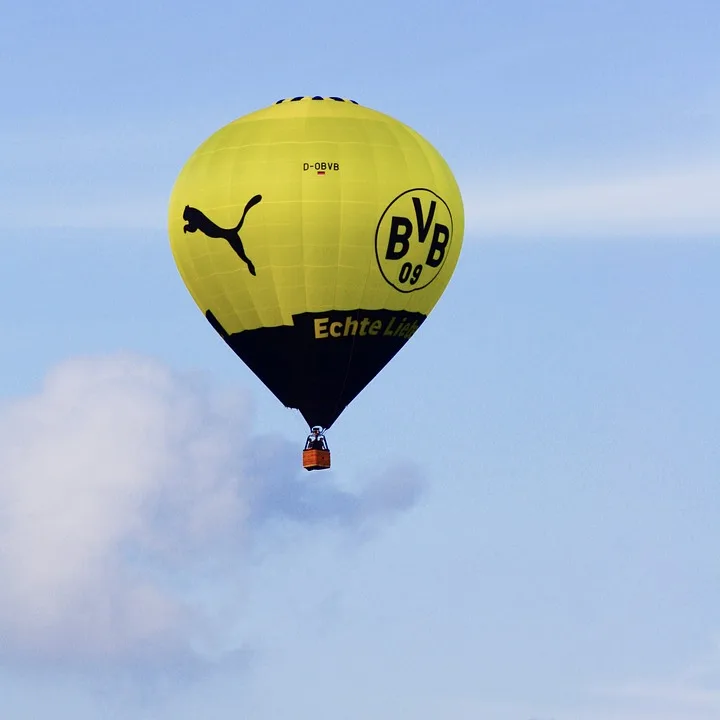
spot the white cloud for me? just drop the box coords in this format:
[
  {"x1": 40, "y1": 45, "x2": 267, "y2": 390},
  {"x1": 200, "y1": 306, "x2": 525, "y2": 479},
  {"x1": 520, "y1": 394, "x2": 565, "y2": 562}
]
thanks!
[
  {"x1": 463, "y1": 163, "x2": 720, "y2": 239},
  {"x1": 0, "y1": 354, "x2": 425, "y2": 667}
]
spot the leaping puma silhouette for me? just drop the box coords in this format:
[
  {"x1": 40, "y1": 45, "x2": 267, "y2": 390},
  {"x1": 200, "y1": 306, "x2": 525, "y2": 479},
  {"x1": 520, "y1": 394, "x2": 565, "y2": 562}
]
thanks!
[{"x1": 183, "y1": 194, "x2": 263, "y2": 276}]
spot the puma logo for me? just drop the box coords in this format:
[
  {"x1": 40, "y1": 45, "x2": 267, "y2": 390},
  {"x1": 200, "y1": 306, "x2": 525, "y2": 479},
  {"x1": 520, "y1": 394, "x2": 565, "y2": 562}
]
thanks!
[{"x1": 183, "y1": 194, "x2": 263, "y2": 276}]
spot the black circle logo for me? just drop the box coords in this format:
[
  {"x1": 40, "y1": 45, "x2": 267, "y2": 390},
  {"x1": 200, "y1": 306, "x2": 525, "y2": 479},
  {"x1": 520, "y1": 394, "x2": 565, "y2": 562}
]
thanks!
[{"x1": 374, "y1": 188, "x2": 454, "y2": 293}]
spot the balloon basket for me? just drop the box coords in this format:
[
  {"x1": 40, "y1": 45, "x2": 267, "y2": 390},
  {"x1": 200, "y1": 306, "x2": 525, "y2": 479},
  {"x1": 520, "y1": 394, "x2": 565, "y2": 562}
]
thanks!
[
  {"x1": 303, "y1": 427, "x2": 331, "y2": 471},
  {"x1": 303, "y1": 448, "x2": 331, "y2": 471}
]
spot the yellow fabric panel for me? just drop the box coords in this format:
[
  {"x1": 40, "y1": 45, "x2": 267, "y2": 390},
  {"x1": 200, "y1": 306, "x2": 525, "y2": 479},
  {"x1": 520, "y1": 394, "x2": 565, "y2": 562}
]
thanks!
[{"x1": 168, "y1": 97, "x2": 464, "y2": 334}]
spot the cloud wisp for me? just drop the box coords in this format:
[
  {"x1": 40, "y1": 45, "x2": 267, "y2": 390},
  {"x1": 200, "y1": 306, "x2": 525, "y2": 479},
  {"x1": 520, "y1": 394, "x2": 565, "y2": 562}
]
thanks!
[
  {"x1": 4, "y1": 118, "x2": 718, "y2": 241},
  {"x1": 582, "y1": 641, "x2": 720, "y2": 720},
  {"x1": 464, "y1": 162, "x2": 720, "y2": 239}
]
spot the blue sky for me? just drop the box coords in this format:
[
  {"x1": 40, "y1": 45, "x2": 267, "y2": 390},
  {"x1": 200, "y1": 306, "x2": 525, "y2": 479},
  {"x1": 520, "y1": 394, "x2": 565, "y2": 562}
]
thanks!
[{"x1": 1, "y1": 1, "x2": 719, "y2": 718}]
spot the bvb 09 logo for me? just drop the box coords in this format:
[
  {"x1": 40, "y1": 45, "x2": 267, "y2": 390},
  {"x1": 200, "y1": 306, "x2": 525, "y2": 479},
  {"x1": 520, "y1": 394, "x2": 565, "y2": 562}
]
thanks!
[{"x1": 375, "y1": 188, "x2": 453, "y2": 292}]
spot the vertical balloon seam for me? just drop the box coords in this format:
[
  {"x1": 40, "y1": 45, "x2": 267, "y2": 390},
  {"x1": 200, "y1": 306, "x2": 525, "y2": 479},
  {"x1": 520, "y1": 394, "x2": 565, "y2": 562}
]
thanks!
[
  {"x1": 327, "y1": 117, "x2": 373, "y2": 427},
  {"x1": 396, "y1": 121, "x2": 432, "y2": 316},
  {"x1": 347, "y1": 116, "x2": 397, "y2": 417},
  {"x1": 376, "y1": 116, "x2": 409, "y2": 314},
  {"x1": 259, "y1": 137, "x2": 284, "y2": 329},
  {"x1": 225, "y1": 141, "x2": 244, "y2": 330},
  {"x1": 328, "y1": 133, "x2": 350, "y2": 426},
  {"x1": 299, "y1": 111, "x2": 311, "y2": 323},
  {"x1": 298, "y1": 110, "x2": 315, "y2": 425}
]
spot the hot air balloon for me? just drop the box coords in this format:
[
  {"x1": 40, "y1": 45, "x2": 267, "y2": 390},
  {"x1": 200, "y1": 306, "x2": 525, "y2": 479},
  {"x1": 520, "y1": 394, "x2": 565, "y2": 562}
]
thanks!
[{"x1": 168, "y1": 96, "x2": 464, "y2": 470}]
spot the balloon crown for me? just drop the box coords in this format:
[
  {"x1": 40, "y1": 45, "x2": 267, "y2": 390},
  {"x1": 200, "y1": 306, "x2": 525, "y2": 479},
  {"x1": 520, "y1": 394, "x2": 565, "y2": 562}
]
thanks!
[{"x1": 274, "y1": 96, "x2": 359, "y2": 104}]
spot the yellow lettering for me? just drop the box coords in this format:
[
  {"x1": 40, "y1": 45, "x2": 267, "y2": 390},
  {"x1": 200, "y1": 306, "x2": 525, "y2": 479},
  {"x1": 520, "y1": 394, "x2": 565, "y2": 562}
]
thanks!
[
  {"x1": 314, "y1": 314, "x2": 421, "y2": 340},
  {"x1": 314, "y1": 318, "x2": 329, "y2": 338},
  {"x1": 344, "y1": 316, "x2": 359, "y2": 336},
  {"x1": 405, "y1": 319, "x2": 420, "y2": 338}
]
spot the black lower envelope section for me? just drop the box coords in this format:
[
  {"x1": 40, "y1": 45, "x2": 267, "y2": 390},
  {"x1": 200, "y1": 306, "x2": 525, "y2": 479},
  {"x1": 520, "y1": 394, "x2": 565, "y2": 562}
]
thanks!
[{"x1": 206, "y1": 308, "x2": 426, "y2": 429}]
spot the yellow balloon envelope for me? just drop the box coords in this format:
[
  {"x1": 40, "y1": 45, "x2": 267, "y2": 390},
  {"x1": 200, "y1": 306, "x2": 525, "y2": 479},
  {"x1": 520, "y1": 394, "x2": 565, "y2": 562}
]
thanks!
[{"x1": 168, "y1": 96, "x2": 464, "y2": 444}]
